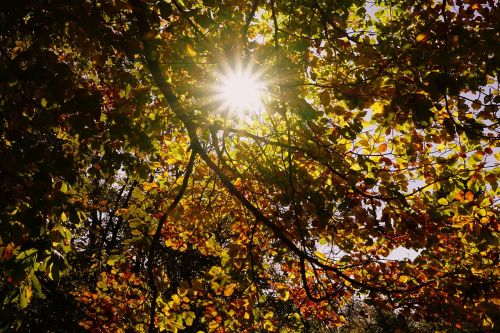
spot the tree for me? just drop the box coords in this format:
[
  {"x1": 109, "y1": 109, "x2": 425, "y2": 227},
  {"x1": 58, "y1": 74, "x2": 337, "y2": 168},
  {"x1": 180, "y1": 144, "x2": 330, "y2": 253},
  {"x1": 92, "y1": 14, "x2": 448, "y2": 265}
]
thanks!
[
  {"x1": 337, "y1": 297, "x2": 488, "y2": 333},
  {"x1": 1, "y1": 0, "x2": 498, "y2": 332}
]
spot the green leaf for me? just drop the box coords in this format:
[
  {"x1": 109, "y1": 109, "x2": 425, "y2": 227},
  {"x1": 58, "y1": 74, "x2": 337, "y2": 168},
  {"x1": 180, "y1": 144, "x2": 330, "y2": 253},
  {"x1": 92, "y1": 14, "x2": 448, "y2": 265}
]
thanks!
[{"x1": 19, "y1": 286, "x2": 32, "y2": 308}]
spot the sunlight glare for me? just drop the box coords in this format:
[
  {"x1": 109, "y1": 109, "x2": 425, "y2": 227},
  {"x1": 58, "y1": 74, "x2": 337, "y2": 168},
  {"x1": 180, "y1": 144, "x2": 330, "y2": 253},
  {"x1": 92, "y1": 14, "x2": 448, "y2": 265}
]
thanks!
[{"x1": 215, "y1": 65, "x2": 265, "y2": 115}]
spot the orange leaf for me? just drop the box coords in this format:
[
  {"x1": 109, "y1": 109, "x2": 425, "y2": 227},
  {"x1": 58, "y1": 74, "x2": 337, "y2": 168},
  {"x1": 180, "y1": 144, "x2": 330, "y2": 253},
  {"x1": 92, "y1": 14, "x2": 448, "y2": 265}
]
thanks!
[
  {"x1": 223, "y1": 284, "x2": 235, "y2": 297},
  {"x1": 454, "y1": 192, "x2": 465, "y2": 203},
  {"x1": 378, "y1": 143, "x2": 388, "y2": 153}
]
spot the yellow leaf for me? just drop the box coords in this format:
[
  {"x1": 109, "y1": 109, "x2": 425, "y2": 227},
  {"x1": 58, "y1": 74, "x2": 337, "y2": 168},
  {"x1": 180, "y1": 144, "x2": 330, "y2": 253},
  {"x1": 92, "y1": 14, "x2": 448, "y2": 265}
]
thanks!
[
  {"x1": 264, "y1": 311, "x2": 274, "y2": 319},
  {"x1": 178, "y1": 286, "x2": 189, "y2": 297},
  {"x1": 372, "y1": 102, "x2": 384, "y2": 114},
  {"x1": 166, "y1": 157, "x2": 179, "y2": 164},
  {"x1": 483, "y1": 316, "x2": 493, "y2": 327},
  {"x1": 398, "y1": 275, "x2": 410, "y2": 283},
  {"x1": 184, "y1": 311, "x2": 195, "y2": 326},
  {"x1": 208, "y1": 320, "x2": 219, "y2": 330},
  {"x1": 211, "y1": 281, "x2": 220, "y2": 294},
  {"x1": 186, "y1": 43, "x2": 196, "y2": 57},
  {"x1": 172, "y1": 294, "x2": 181, "y2": 305},
  {"x1": 208, "y1": 266, "x2": 222, "y2": 276},
  {"x1": 143, "y1": 182, "x2": 158, "y2": 191},
  {"x1": 416, "y1": 33, "x2": 429, "y2": 43},
  {"x1": 106, "y1": 255, "x2": 121, "y2": 266},
  {"x1": 280, "y1": 289, "x2": 290, "y2": 301},
  {"x1": 438, "y1": 198, "x2": 449, "y2": 205},
  {"x1": 471, "y1": 267, "x2": 481, "y2": 275},
  {"x1": 61, "y1": 212, "x2": 68, "y2": 222},
  {"x1": 263, "y1": 320, "x2": 274, "y2": 330}
]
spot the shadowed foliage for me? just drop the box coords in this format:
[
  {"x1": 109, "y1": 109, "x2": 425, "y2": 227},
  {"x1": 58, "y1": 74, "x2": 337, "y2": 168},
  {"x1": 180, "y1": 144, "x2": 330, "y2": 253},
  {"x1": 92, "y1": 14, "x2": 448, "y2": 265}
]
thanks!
[{"x1": 1, "y1": 0, "x2": 499, "y2": 332}]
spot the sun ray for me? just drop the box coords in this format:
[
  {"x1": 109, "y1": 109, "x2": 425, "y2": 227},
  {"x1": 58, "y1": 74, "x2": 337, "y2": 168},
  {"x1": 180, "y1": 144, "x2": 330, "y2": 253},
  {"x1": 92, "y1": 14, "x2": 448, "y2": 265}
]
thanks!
[{"x1": 213, "y1": 63, "x2": 266, "y2": 116}]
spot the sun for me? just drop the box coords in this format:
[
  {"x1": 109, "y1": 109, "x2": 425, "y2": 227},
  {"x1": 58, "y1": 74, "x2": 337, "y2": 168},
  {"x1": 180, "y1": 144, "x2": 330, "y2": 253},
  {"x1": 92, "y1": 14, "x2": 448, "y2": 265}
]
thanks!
[{"x1": 214, "y1": 64, "x2": 265, "y2": 115}]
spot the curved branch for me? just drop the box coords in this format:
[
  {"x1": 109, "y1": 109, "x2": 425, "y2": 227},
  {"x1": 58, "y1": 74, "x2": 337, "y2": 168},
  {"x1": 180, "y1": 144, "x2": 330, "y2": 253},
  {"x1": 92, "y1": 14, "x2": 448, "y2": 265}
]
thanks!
[
  {"x1": 146, "y1": 150, "x2": 196, "y2": 333},
  {"x1": 131, "y1": 0, "x2": 441, "y2": 305}
]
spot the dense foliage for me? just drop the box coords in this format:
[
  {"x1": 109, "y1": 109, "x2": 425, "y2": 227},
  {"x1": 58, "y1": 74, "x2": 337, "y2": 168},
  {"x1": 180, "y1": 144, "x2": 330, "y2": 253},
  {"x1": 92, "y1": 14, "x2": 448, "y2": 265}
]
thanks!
[{"x1": 1, "y1": 0, "x2": 499, "y2": 332}]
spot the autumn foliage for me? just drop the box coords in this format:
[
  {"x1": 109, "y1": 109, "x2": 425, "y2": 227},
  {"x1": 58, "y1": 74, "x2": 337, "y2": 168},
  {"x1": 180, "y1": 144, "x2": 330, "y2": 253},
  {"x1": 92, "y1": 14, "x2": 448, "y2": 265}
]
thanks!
[{"x1": 0, "y1": 0, "x2": 499, "y2": 332}]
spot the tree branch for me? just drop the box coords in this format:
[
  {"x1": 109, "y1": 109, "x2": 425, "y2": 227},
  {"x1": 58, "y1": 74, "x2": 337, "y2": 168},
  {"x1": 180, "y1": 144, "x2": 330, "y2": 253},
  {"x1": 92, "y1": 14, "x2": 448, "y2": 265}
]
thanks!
[
  {"x1": 131, "y1": 0, "x2": 441, "y2": 305},
  {"x1": 243, "y1": 0, "x2": 260, "y2": 38},
  {"x1": 146, "y1": 150, "x2": 196, "y2": 333}
]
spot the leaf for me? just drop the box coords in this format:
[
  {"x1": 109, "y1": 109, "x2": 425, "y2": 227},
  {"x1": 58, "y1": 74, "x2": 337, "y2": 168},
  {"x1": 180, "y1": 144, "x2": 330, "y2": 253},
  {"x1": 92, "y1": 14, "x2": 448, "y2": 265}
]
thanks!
[
  {"x1": 483, "y1": 316, "x2": 493, "y2": 327},
  {"x1": 178, "y1": 285, "x2": 189, "y2": 297},
  {"x1": 438, "y1": 198, "x2": 449, "y2": 205},
  {"x1": 31, "y1": 274, "x2": 42, "y2": 294},
  {"x1": 143, "y1": 182, "x2": 158, "y2": 191},
  {"x1": 115, "y1": 208, "x2": 129, "y2": 216},
  {"x1": 20, "y1": 286, "x2": 32, "y2": 308},
  {"x1": 416, "y1": 33, "x2": 429, "y2": 43},
  {"x1": 280, "y1": 289, "x2": 290, "y2": 301},
  {"x1": 471, "y1": 99, "x2": 481, "y2": 110},
  {"x1": 319, "y1": 90, "x2": 330, "y2": 106},
  {"x1": 4, "y1": 1, "x2": 499, "y2": 330},
  {"x1": 223, "y1": 284, "x2": 235, "y2": 297},
  {"x1": 170, "y1": 144, "x2": 185, "y2": 162},
  {"x1": 16, "y1": 248, "x2": 37, "y2": 260},
  {"x1": 186, "y1": 43, "x2": 197, "y2": 57},
  {"x1": 372, "y1": 102, "x2": 385, "y2": 115},
  {"x1": 398, "y1": 275, "x2": 410, "y2": 283},
  {"x1": 378, "y1": 143, "x2": 388, "y2": 153},
  {"x1": 299, "y1": 100, "x2": 318, "y2": 121},
  {"x1": 183, "y1": 311, "x2": 195, "y2": 326},
  {"x1": 106, "y1": 255, "x2": 121, "y2": 266},
  {"x1": 59, "y1": 182, "x2": 69, "y2": 193}
]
